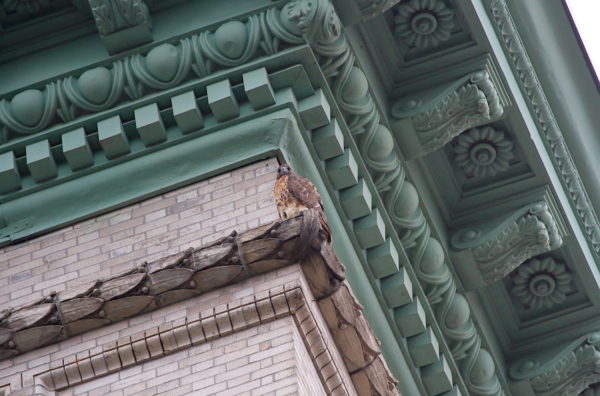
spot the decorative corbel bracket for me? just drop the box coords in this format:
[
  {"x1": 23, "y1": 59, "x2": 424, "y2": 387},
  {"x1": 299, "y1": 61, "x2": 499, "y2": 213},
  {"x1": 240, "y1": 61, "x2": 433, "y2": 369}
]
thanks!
[
  {"x1": 450, "y1": 200, "x2": 565, "y2": 291},
  {"x1": 390, "y1": 70, "x2": 504, "y2": 159},
  {"x1": 90, "y1": 0, "x2": 153, "y2": 54},
  {"x1": 332, "y1": 0, "x2": 401, "y2": 25},
  {"x1": 509, "y1": 331, "x2": 600, "y2": 396}
]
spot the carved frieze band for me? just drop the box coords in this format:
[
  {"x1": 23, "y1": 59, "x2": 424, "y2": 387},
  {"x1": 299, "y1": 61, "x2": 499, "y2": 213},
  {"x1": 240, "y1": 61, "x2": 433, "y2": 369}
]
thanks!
[
  {"x1": 0, "y1": 213, "x2": 398, "y2": 396},
  {"x1": 486, "y1": 0, "x2": 600, "y2": 262},
  {"x1": 390, "y1": 70, "x2": 504, "y2": 158},
  {"x1": 0, "y1": 5, "x2": 299, "y2": 142},
  {"x1": 510, "y1": 331, "x2": 600, "y2": 396},
  {"x1": 451, "y1": 201, "x2": 563, "y2": 290}
]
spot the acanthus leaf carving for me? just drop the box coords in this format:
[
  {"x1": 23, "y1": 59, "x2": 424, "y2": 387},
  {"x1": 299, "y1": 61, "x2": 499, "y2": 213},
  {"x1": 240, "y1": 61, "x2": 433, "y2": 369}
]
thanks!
[
  {"x1": 451, "y1": 201, "x2": 563, "y2": 290},
  {"x1": 510, "y1": 332, "x2": 600, "y2": 396},
  {"x1": 90, "y1": 0, "x2": 153, "y2": 54},
  {"x1": 391, "y1": 70, "x2": 504, "y2": 158},
  {"x1": 90, "y1": 0, "x2": 151, "y2": 35}
]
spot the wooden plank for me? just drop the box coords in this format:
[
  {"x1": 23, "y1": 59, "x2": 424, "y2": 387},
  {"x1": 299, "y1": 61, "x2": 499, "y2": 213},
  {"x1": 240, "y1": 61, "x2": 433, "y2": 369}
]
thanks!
[
  {"x1": 158, "y1": 289, "x2": 197, "y2": 306},
  {"x1": 193, "y1": 266, "x2": 242, "y2": 292},
  {"x1": 102, "y1": 296, "x2": 154, "y2": 321},
  {"x1": 59, "y1": 298, "x2": 104, "y2": 323},
  {"x1": 240, "y1": 239, "x2": 280, "y2": 263},
  {"x1": 148, "y1": 268, "x2": 193, "y2": 294},
  {"x1": 98, "y1": 273, "x2": 145, "y2": 301},
  {"x1": 193, "y1": 244, "x2": 233, "y2": 270},
  {"x1": 66, "y1": 319, "x2": 110, "y2": 336},
  {"x1": 13, "y1": 325, "x2": 63, "y2": 352},
  {"x1": 57, "y1": 281, "x2": 96, "y2": 302},
  {"x1": 6, "y1": 304, "x2": 55, "y2": 331},
  {"x1": 246, "y1": 259, "x2": 288, "y2": 276}
]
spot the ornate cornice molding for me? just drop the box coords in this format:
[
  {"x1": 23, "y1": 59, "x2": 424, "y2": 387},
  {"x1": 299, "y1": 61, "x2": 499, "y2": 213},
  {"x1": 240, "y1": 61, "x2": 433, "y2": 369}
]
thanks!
[
  {"x1": 485, "y1": 0, "x2": 600, "y2": 262},
  {"x1": 390, "y1": 70, "x2": 504, "y2": 158},
  {"x1": 0, "y1": 4, "x2": 298, "y2": 143},
  {"x1": 451, "y1": 201, "x2": 564, "y2": 290},
  {"x1": 279, "y1": 0, "x2": 504, "y2": 393},
  {"x1": 510, "y1": 331, "x2": 600, "y2": 396},
  {"x1": 0, "y1": 213, "x2": 398, "y2": 395}
]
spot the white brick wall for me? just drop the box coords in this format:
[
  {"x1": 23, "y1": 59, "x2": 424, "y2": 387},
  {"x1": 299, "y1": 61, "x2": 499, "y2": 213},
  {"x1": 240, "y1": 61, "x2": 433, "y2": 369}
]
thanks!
[
  {"x1": 0, "y1": 159, "x2": 282, "y2": 392},
  {"x1": 0, "y1": 158, "x2": 359, "y2": 396},
  {"x1": 61, "y1": 318, "x2": 319, "y2": 396},
  {"x1": 0, "y1": 158, "x2": 279, "y2": 308}
]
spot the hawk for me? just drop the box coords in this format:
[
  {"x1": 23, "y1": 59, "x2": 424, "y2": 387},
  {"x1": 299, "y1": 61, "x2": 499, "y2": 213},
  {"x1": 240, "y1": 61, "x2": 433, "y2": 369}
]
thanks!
[{"x1": 274, "y1": 164, "x2": 332, "y2": 242}]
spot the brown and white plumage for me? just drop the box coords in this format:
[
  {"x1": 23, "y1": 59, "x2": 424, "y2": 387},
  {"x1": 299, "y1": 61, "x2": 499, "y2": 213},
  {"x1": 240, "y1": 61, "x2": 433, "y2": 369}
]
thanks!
[{"x1": 274, "y1": 164, "x2": 332, "y2": 242}]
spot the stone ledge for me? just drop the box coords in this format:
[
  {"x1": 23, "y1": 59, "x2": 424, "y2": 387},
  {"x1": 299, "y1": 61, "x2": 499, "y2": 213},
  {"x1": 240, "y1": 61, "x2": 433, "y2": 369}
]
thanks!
[{"x1": 1, "y1": 212, "x2": 398, "y2": 396}]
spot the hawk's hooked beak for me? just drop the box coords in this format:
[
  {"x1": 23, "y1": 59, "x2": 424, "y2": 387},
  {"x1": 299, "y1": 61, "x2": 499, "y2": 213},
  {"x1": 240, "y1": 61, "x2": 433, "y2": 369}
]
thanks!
[{"x1": 277, "y1": 165, "x2": 290, "y2": 178}]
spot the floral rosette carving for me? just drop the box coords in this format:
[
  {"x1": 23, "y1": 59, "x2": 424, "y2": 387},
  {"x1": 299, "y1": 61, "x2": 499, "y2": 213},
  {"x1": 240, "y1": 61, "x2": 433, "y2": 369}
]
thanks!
[
  {"x1": 453, "y1": 126, "x2": 514, "y2": 178},
  {"x1": 511, "y1": 257, "x2": 572, "y2": 309},
  {"x1": 393, "y1": 0, "x2": 455, "y2": 49}
]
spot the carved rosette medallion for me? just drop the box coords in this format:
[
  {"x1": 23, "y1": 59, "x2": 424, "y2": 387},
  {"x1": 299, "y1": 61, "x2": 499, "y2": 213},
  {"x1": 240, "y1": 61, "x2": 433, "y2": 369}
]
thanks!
[
  {"x1": 453, "y1": 126, "x2": 514, "y2": 178},
  {"x1": 511, "y1": 257, "x2": 572, "y2": 309},
  {"x1": 393, "y1": 0, "x2": 455, "y2": 49}
]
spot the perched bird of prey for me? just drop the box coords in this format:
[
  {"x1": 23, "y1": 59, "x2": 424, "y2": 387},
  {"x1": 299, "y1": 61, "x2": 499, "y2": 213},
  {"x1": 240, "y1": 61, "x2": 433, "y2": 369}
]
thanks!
[{"x1": 274, "y1": 164, "x2": 332, "y2": 242}]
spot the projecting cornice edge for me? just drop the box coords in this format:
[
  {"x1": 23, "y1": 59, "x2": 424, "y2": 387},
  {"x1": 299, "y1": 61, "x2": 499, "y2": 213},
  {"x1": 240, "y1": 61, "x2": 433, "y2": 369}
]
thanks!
[{"x1": 484, "y1": 0, "x2": 600, "y2": 265}]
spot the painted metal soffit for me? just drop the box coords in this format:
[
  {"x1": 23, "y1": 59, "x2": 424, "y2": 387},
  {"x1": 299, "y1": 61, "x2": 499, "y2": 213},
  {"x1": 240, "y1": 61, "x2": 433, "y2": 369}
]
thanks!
[{"x1": 484, "y1": 0, "x2": 600, "y2": 266}]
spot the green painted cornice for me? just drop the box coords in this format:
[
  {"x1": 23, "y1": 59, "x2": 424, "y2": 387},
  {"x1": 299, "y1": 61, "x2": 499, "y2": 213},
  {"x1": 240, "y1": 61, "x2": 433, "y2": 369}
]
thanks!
[
  {"x1": 451, "y1": 199, "x2": 565, "y2": 290},
  {"x1": 483, "y1": 0, "x2": 600, "y2": 268},
  {"x1": 509, "y1": 331, "x2": 600, "y2": 395},
  {"x1": 390, "y1": 68, "x2": 505, "y2": 159},
  {"x1": 2, "y1": 0, "x2": 564, "y2": 393},
  {"x1": 280, "y1": 0, "x2": 506, "y2": 394}
]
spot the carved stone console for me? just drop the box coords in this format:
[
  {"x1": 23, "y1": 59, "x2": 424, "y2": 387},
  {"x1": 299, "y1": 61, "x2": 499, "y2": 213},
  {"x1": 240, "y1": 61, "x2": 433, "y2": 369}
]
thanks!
[
  {"x1": 90, "y1": 0, "x2": 153, "y2": 54},
  {"x1": 509, "y1": 331, "x2": 600, "y2": 396},
  {"x1": 390, "y1": 69, "x2": 505, "y2": 159},
  {"x1": 450, "y1": 196, "x2": 566, "y2": 291}
]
